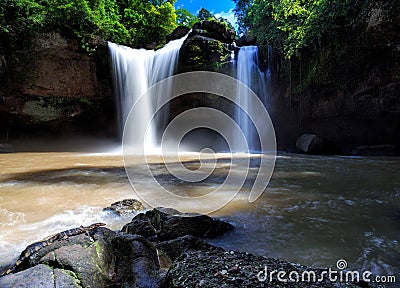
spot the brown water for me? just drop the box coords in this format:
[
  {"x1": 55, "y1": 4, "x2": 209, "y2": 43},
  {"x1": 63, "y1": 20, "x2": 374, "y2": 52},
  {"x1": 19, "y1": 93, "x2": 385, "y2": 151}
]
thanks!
[{"x1": 0, "y1": 151, "x2": 399, "y2": 282}]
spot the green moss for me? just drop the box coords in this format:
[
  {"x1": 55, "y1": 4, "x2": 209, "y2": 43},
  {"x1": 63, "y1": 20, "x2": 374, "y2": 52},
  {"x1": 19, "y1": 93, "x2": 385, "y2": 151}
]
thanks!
[{"x1": 179, "y1": 36, "x2": 231, "y2": 72}]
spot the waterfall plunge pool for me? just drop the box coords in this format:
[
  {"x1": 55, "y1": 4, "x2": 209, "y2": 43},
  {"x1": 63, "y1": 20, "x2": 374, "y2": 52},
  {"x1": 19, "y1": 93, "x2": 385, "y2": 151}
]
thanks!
[{"x1": 0, "y1": 151, "x2": 399, "y2": 281}]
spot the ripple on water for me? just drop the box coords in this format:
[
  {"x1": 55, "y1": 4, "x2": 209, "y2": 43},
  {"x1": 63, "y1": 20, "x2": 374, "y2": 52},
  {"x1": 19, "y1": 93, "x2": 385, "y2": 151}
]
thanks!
[
  {"x1": 0, "y1": 205, "x2": 135, "y2": 266},
  {"x1": 0, "y1": 208, "x2": 26, "y2": 227}
]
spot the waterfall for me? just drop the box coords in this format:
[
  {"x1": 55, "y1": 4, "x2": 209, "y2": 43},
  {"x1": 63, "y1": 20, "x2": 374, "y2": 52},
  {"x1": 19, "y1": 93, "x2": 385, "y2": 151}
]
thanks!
[
  {"x1": 235, "y1": 45, "x2": 268, "y2": 152},
  {"x1": 108, "y1": 35, "x2": 188, "y2": 151}
]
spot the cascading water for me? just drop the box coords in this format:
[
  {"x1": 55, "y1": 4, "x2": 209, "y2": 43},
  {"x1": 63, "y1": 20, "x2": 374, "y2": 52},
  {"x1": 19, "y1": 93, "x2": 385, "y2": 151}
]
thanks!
[
  {"x1": 235, "y1": 45, "x2": 269, "y2": 152},
  {"x1": 108, "y1": 34, "x2": 188, "y2": 151}
]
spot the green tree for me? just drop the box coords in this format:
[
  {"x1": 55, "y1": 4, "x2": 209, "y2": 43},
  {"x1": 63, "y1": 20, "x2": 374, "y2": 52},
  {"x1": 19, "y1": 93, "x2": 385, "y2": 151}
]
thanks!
[
  {"x1": 0, "y1": 0, "x2": 178, "y2": 51},
  {"x1": 176, "y1": 8, "x2": 198, "y2": 28},
  {"x1": 122, "y1": 0, "x2": 177, "y2": 44},
  {"x1": 235, "y1": 0, "x2": 370, "y2": 58},
  {"x1": 197, "y1": 7, "x2": 213, "y2": 21},
  {"x1": 233, "y1": 0, "x2": 252, "y2": 33}
]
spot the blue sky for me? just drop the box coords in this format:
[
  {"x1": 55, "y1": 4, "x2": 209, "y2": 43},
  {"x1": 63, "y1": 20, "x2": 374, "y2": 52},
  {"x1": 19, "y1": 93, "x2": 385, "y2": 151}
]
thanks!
[{"x1": 175, "y1": 0, "x2": 237, "y2": 28}]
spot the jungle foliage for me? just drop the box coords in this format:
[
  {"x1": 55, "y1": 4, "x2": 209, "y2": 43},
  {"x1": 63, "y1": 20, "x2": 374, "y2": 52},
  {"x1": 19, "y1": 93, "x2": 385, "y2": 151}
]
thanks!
[
  {"x1": 233, "y1": 0, "x2": 372, "y2": 58},
  {"x1": 0, "y1": 0, "x2": 178, "y2": 51}
]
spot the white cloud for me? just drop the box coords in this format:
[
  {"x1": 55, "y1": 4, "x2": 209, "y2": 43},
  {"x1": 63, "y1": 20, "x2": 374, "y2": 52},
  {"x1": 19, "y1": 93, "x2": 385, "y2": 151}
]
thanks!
[{"x1": 214, "y1": 9, "x2": 238, "y2": 31}]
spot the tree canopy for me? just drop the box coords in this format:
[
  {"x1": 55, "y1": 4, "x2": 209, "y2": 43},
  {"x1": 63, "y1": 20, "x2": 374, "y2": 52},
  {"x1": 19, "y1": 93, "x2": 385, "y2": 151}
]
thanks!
[
  {"x1": 0, "y1": 0, "x2": 178, "y2": 51},
  {"x1": 197, "y1": 7, "x2": 213, "y2": 21},
  {"x1": 233, "y1": 0, "x2": 372, "y2": 58},
  {"x1": 176, "y1": 8, "x2": 198, "y2": 28}
]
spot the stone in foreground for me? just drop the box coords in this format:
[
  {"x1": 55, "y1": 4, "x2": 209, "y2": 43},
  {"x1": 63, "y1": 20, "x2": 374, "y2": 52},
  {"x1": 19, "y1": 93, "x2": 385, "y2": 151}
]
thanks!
[
  {"x1": 164, "y1": 249, "x2": 372, "y2": 288},
  {"x1": 103, "y1": 198, "x2": 145, "y2": 216},
  {"x1": 122, "y1": 207, "x2": 234, "y2": 241}
]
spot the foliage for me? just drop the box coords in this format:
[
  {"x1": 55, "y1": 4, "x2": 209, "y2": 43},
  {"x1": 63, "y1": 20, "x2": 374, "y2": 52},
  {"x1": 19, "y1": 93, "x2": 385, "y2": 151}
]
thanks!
[
  {"x1": 176, "y1": 8, "x2": 198, "y2": 28},
  {"x1": 232, "y1": 0, "x2": 252, "y2": 34},
  {"x1": 195, "y1": 7, "x2": 235, "y2": 32},
  {"x1": 197, "y1": 7, "x2": 213, "y2": 21},
  {"x1": 217, "y1": 17, "x2": 235, "y2": 31},
  {"x1": 0, "y1": 0, "x2": 178, "y2": 51},
  {"x1": 234, "y1": 0, "x2": 371, "y2": 58}
]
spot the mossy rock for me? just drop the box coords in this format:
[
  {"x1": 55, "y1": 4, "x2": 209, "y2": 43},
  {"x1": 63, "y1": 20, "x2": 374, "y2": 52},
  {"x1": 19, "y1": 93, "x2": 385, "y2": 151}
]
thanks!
[{"x1": 178, "y1": 35, "x2": 231, "y2": 73}]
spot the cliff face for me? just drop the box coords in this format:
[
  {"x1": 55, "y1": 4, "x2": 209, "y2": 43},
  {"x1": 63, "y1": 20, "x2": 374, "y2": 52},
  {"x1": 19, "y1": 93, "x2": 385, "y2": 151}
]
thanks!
[
  {"x1": 269, "y1": 1, "x2": 400, "y2": 154},
  {"x1": 0, "y1": 32, "x2": 115, "y2": 139}
]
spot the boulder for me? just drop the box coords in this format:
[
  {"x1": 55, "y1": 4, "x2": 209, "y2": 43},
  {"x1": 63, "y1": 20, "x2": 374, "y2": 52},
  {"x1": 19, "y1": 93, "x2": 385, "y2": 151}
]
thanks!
[
  {"x1": 296, "y1": 134, "x2": 324, "y2": 154},
  {"x1": 192, "y1": 20, "x2": 236, "y2": 43},
  {"x1": 122, "y1": 219, "x2": 157, "y2": 238},
  {"x1": 165, "y1": 248, "x2": 369, "y2": 288},
  {"x1": 167, "y1": 26, "x2": 191, "y2": 42},
  {"x1": 0, "y1": 226, "x2": 163, "y2": 287},
  {"x1": 352, "y1": 144, "x2": 396, "y2": 156},
  {"x1": 178, "y1": 35, "x2": 231, "y2": 73},
  {"x1": 0, "y1": 264, "x2": 55, "y2": 288},
  {"x1": 123, "y1": 207, "x2": 234, "y2": 241},
  {"x1": 295, "y1": 134, "x2": 337, "y2": 155},
  {"x1": 103, "y1": 199, "x2": 145, "y2": 216},
  {"x1": 155, "y1": 235, "x2": 213, "y2": 261},
  {"x1": 111, "y1": 233, "x2": 162, "y2": 288},
  {"x1": 0, "y1": 144, "x2": 13, "y2": 153},
  {"x1": 236, "y1": 31, "x2": 257, "y2": 47}
]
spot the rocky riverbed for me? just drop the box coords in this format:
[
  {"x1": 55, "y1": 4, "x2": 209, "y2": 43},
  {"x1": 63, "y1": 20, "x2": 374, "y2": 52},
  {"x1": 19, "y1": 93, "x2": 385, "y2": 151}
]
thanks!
[{"x1": 0, "y1": 201, "x2": 377, "y2": 288}]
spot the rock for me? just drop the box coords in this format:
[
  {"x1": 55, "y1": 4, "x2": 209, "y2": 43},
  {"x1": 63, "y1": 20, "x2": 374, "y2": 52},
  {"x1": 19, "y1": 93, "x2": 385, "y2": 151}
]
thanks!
[
  {"x1": 0, "y1": 264, "x2": 55, "y2": 288},
  {"x1": 0, "y1": 31, "x2": 114, "y2": 136},
  {"x1": 192, "y1": 21, "x2": 236, "y2": 44},
  {"x1": 1, "y1": 226, "x2": 163, "y2": 287},
  {"x1": 156, "y1": 235, "x2": 213, "y2": 261},
  {"x1": 103, "y1": 199, "x2": 145, "y2": 216},
  {"x1": 158, "y1": 213, "x2": 234, "y2": 241},
  {"x1": 0, "y1": 144, "x2": 13, "y2": 153},
  {"x1": 112, "y1": 233, "x2": 163, "y2": 288},
  {"x1": 352, "y1": 144, "x2": 396, "y2": 156},
  {"x1": 122, "y1": 219, "x2": 157, "y2": 238},
  {"x1": 178, "y1": 35, "x2": 231, "y2": 73},
  {"x1": 167, "y1": 26, "x2": 191, "y2": 42},
  {"x1": 296, "y1": 134, "x2": 324, "y2": 154},
  {"x1": 295, "y1": 133, "x2": 338, "y2": 155},
  {"x1": 124, "y1": 208, "x2": 234, "y2": 241},
  {"x1": 165, "y1": 248, "x2": 369, "y2": 288},
  {"x1": 236, "y1": 31, "x2": 257, "y2": 47}
]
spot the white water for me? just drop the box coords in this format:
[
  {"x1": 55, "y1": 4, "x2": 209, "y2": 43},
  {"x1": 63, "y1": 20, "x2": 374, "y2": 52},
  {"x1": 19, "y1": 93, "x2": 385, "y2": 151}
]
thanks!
[
  {"x1": 108, "y1": 35, "x2": 188, "y2": 150},
  {"x1": 235, "y1": 46, "x2": 268, "y2": 152}
]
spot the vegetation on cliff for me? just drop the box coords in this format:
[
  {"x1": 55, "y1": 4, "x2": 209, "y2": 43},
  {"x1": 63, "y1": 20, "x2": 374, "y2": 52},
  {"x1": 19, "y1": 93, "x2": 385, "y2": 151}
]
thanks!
[
  {"x1": 234, "y1": 0, "x2": 399, "y2": 95},
  {"x1": 0, "y1": 0, "x2": 178, "y2": 51},
  {"x1": 234, "y1": 0, "x2": 379, "y2": 58}
]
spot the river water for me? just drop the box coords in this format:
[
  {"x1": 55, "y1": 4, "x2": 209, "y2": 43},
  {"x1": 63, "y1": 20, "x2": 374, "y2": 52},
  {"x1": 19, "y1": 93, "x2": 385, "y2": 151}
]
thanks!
[{"x1": 0, "y1": 150, "x2": 399, "y2": 281}]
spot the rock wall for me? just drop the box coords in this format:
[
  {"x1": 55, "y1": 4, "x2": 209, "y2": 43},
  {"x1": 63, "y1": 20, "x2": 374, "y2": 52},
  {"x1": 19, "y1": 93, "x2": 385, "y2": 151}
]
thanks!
[
  {"x1": 0, "y1": 32, "x2": 115, "y2": 139},
  {"x1": 268, "y1": 1, "x2": 400, "y2": 154}
]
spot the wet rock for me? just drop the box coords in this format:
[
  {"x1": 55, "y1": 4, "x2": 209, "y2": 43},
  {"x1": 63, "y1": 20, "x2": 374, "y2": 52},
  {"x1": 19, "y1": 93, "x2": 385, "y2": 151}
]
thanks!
[
  {"x1": 158, "y1": 213, "x2": 233, "y2": 241},
  {"x1": 156, "y1": 235, "x2": 214, "y2": 261},
  {"x1": 296, "y1": 134, "x2": 337, "y2": 155},
  {"x1": 296, "y1": 134, "x2": 324, "y2": 154},
  {"x1": 1, "y1": 226, "x2": 163, "y2": 287},
  {"x1": 103, "y1": 198, "x2": 145, "y2": 216},
  {"x1": 352, "y1": 144, "x2": 396, "y2": 156},
  {"x1": 0, "y1": 144, "x2": 13, "y2": 153},
  {"x1": 164, "y1": 248, "x2": 369, "y2": 288},
  {"x1": 112, "y1": 233, "x2": 162, "y2": 288},
  {"x1": 0, "y1": 264, "x2": 54, "y2": 288},
  {"x1": 178, "y1": 35, "x2": 231, "y2": 73},
  {"x1": 236, "y1": 31, "x2": 257, "y2": 47},
  {"x1": 125, "y1": 208, "x2": 234, "y2": 241},
  {"x1": 167, "y1": 26, "x2": 191, "y2": 42},
  {"x1": 192, "y1": 21, "x2": 236, "y2": 44},
  {"x1": 122, "y1": 218, "x2": 157, "y2": 239}
]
